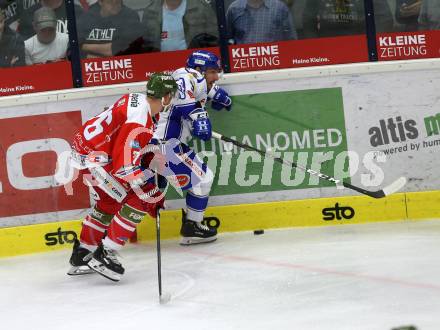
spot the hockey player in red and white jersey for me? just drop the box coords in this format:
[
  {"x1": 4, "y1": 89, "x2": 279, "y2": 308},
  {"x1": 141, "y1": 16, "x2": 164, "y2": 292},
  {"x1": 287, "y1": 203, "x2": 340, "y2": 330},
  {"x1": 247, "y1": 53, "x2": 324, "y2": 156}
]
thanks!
[
  {"x1": 67, "y1": 72, "x2": 177, "y2": 282},
  {"x1": 150, "y1": 50, "x2": 232, "y2": 245}
]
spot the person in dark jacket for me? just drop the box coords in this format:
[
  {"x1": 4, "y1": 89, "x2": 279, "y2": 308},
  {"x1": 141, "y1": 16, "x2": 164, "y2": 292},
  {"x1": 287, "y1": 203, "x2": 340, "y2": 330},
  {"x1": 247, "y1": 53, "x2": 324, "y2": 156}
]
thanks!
[{"x1": 0, "y1": 7, "x2": 25, "y2": 67}]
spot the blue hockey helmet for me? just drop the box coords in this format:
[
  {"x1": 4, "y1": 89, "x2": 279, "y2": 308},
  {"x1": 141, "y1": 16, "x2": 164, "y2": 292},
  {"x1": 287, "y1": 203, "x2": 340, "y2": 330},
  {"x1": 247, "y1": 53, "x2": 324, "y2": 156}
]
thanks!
[{"x1": 186, "y1": 50, "x2": 221, "y2": 73}]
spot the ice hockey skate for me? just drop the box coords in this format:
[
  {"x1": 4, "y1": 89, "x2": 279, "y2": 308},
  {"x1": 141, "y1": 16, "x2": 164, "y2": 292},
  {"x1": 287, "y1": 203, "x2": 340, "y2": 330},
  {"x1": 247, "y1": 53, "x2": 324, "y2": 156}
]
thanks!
[
  {"x1": 67, "y1": 239, "x2": 95, "y2": 276},
  {"x1": 180, "y1": 209, "x2": 217, "y2": 245},
  {"x1": 87, "y1": 244, "x2": 125, "y2": 282}
]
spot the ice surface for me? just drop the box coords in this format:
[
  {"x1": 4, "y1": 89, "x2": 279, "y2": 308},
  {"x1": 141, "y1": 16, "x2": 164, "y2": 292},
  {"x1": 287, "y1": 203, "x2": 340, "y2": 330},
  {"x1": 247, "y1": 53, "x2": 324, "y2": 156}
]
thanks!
[{"x1": 2, "y1": 220, "x2": 440, "y2": 330}]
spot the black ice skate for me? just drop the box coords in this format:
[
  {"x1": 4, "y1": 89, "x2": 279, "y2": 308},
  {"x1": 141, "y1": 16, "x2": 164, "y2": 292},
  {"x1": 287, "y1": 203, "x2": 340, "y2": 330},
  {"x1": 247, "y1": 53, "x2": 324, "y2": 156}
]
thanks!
[
  {"x1": 87, "y1": 244, "x2": 125, "y2": 282},
  {"x1": 67, "y1": 239, "x2": 95, "y2": 276},
  {"x1": 180, "y1": 209, "x2": 217, "y2": 245}
]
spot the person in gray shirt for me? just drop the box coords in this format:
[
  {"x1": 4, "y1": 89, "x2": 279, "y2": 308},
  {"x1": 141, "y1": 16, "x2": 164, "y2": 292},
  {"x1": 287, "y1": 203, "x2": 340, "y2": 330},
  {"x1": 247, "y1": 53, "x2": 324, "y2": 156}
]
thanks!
[{"x1": 226, "y1": 0, "x2": 297, "y2": 44}]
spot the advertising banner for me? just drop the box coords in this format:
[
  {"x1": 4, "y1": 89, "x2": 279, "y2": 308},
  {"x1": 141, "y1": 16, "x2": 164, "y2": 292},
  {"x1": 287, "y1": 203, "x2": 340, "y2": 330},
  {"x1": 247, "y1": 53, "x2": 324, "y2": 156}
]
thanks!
[
  {"x1": 185, "y1": 88, "x2": 349, "y2": 198},
  {"x1": 1, "y1": 65, "x2": 439, "y2": 227},
  {"x1": 0, "y1": 61, "x2": 73, "y2": 96},
  {"x1": 81, "y1": 48, "x2": 220, "y2": 87},
  {"x1": 377, "y1": 30, "x2": 440, "y2": 61},
  {"x1": 228, "y1": 35, "x2": 369, "y2": 73},
  {"x1": 360, "y1": 105, "x2": 440, "y2": 180},
  {"x1": 0, "y1": 111, "x2": 90, "y2": 220},
  {"x1": 0, "y1": 88, "x2": 348, "y2": 224}
]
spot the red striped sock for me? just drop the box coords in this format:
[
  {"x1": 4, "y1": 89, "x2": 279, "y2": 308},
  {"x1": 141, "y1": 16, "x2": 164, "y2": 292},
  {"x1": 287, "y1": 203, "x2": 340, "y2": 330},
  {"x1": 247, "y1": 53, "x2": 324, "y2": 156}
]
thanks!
[
  {"x1": 105, "y1": 213, "x2": 138, "y2": 249},
  {"x1": 80, "y1": 214, "x2": 108, "y2": 248}
]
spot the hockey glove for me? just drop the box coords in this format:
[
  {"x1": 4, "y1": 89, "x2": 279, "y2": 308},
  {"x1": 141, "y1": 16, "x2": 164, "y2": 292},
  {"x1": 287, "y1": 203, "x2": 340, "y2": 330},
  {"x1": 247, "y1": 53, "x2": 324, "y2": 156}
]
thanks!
[
  {"x1": 209, "y1": 85, "x2": 232, "y2": 111},
  {"x1": 189, "y1": 108, "x2": 212, "y2": 141}
]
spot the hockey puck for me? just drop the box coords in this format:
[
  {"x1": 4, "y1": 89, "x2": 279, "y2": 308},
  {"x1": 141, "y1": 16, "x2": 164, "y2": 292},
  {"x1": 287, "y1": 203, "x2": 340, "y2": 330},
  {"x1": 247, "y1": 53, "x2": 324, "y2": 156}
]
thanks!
[{"x1": 253, "y1": 230, "x2": 264, "y2": 235}]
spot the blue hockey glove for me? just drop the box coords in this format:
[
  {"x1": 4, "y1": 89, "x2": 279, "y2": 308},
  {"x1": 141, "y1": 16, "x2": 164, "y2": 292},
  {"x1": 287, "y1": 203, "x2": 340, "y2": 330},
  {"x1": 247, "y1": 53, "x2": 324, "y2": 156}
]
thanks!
[
  {"x1": 189, "y1": 109, "x2": 212, "y2": 141},
  {"x1": 209, "y1": 86, "x2": 232, "y2": 111}
]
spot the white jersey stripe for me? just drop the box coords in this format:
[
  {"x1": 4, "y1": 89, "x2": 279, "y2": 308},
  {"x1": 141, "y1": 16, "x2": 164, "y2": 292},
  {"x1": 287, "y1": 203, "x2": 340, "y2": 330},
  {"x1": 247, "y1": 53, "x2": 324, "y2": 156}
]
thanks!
[
  {"x1": 114, "y1": 214, "x2": 136, "y2": 232},
  {"x1": 83, "y1": 220, "x2": 106, "y2": 233}
]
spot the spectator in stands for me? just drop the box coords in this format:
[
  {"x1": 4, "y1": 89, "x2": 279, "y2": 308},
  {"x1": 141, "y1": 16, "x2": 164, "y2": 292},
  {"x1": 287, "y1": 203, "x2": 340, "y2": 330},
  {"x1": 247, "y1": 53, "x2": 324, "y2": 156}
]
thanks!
[
  {"x1": 395, "y1": 0, "x2": 422, "y2": 31},
  {"x1": 16, "y1": 0, "x2": 41, "y2": 39},
  {"x1": 303, "y1": 0, "x2": 393, "y2": 38},
  {"x1": 0, "y1": 7, "x2": 25, "y2": 67},
  {"x1": 418, "y1": 0, "x2": 440, "y2": 30},
  {"x1": 18, "y1": 0, "x2": 83, "y2": 40},
  {"x1": 1, "y1": 0, "x2": 19, "y2": 29},
  {"x1": 77, "y1": 0, "x2": 144, "y2": 58},
  {"x1": 41, "y1": 0, "x2": 83, "y2": 34},
  {"x1": 226, "y1": 0, "x2": 297, "y2": 44},
  {"x1": 75, "y1": 0, "x2": 99, "y2": 12},
  {"x1": 141, "y1": 0, "x2": 219, "y2": 52},
  {"x1": 24, "y1": 7, "x2": 69, "y2": 64}
]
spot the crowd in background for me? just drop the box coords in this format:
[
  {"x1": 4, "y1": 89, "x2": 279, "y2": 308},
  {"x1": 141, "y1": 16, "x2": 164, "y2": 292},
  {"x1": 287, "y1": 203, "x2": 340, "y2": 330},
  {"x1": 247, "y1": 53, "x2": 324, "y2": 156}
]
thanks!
[{"x1": 1, "y1": 0, "x2": 440, "y2": 68}]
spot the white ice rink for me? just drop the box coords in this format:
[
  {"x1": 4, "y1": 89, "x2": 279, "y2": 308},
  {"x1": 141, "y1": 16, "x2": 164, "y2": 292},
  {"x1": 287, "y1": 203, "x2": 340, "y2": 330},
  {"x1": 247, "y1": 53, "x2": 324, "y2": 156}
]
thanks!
[{"x1": 2, "y1": 220, "x2": 440, "y2": 330}]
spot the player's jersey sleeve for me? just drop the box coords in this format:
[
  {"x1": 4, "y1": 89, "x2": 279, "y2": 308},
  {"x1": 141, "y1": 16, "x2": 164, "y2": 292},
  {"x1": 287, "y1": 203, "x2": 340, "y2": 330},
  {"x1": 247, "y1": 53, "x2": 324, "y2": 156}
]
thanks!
[{"x1": 153, "y1": 68, "x2": 208, "y2": 142}]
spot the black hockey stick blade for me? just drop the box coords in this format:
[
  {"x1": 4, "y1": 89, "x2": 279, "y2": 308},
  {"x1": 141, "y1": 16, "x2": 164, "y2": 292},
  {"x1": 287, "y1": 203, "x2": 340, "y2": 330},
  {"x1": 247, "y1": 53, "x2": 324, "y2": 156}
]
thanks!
[{"x1": 212, "y1": 131, "x2": 407, "y2": 199}]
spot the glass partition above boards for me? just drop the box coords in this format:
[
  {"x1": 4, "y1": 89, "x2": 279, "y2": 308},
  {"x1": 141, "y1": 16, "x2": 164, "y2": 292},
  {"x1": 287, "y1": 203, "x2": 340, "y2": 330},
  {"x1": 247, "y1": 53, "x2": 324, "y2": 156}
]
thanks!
[
  {"x1": 377, "y1": 0, "x2": 440, "y2": 61},
  {"x1": 75, "y1": 0, "x2": 221, "y2": 87},
  {"x1": 0, "y1": 0, "x2": 73, "y2": 96},
  {"x1": 226, "y1": 0, "x2": 379, "y2": 72}
]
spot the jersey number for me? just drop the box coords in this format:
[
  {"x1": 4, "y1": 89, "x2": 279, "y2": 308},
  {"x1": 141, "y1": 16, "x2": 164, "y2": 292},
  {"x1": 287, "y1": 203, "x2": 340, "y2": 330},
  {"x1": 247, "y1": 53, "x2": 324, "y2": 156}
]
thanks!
[
  {"x1": 84, "y1": 107, "x2": 113, "y2": 141},
  {"x1": 177, "y1": 78, "x2": 186, "y2": 100}
]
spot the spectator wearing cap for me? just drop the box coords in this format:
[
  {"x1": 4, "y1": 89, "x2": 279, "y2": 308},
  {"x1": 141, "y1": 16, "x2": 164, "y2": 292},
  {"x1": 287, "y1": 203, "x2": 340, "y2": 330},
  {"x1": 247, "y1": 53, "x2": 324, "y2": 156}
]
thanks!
[
  {"x1": 226, "y1": 0, "x2": 297, "y2": 45},
  {"x1": 141, "y1": 0, "x2": 219, "y2": 52},
  {"x1": 17, "y1": 0, "x2": 83, "y2": 40},
  {"x1": 24, "y1": 7, "x2": 69, "y2": 65},
  {"x1": 418, "y1": 0, "x2": 440, "y2": 30},
  {"x1": 77, "y1": 0, "x2": 144, "y2": 58},
  {"x1": 0, "y1": 7, "x2": 25, "y2": 67}
]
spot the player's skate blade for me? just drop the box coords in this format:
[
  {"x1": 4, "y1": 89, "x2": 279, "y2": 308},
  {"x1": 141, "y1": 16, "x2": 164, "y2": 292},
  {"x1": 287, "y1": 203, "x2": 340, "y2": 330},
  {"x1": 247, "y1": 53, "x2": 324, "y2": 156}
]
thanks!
[
  {"x1": 67, "y1": 265, "x2": 95, "y2": 276},
  {"x1": 180, "y1": 236, "x2": 217, "y2": 245},
  {"x1": 87, "y1": 258, "x2": 122, "y2": 282},
  {"x1": 87, "y1": 244, "x2": 125, "y2": 282}
]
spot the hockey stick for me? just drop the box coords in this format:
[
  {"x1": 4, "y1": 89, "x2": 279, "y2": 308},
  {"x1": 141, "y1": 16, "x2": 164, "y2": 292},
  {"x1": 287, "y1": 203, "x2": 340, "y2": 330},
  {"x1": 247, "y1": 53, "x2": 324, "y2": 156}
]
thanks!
[
  {"x1": 154, "y1": 174, "x2": 171, "y2": 304},
  {"x1": 212, "y1": 131, "x2": 406, "y2": 199}
]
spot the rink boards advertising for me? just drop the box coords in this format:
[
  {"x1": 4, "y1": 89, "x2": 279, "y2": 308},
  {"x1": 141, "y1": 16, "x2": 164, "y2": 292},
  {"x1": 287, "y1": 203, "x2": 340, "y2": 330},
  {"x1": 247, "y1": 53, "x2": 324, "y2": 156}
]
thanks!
[
  {"x1": 2, "y1": 30, "x2": 440, "y2": 96},
  {"x1": 0, "y1": 62, "x2": 440, "y2": 256}
]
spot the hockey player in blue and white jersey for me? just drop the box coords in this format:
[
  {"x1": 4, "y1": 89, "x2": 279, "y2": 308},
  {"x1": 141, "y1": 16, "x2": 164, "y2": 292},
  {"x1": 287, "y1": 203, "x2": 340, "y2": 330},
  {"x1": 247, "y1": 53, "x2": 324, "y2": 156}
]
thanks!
[{"x1": 148, "y1": 50, "x2": 232, "y2": 245}]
